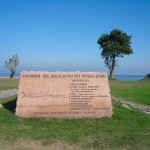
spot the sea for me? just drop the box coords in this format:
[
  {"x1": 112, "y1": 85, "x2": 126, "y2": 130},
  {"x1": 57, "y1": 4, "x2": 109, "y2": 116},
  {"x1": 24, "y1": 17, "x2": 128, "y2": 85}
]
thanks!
[
  {"x1": 114, "y1": 75, "x2": 145, "y2": 81},
  {"x1": 0, "y1": 73, "x2": 145, "y2": 81}
]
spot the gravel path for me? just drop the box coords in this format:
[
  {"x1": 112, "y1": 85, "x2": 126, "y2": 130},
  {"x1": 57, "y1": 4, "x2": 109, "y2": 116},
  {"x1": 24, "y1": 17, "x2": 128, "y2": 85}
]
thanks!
[
  {"x1": 120, "y1": 100, "x2": 150, "y2": 114},
  {"x1": 0, "y1": 89, "x2": 18, "y2": 99},
  {"x1": 111, "y1": 96, "x2": 150, "y2": 115}
]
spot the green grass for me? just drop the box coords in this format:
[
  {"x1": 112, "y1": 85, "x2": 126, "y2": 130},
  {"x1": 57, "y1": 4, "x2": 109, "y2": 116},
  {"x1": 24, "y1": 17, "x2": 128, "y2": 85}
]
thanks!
[
  {"x1": 0, "y1": 78, "x2": 19, "y2": 91},
  {"x1": 0, "y1": 96, "x2": 150, "y2": 150},
  {"x1": 110, "y1": 79, "x2": 150, "y2": 106}
]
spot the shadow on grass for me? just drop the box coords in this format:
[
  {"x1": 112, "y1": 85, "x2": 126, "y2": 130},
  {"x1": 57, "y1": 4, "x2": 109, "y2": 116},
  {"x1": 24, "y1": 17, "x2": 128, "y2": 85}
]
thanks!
[{"x1": 2, "y1": 98, "x2": 17, "y2": 113}]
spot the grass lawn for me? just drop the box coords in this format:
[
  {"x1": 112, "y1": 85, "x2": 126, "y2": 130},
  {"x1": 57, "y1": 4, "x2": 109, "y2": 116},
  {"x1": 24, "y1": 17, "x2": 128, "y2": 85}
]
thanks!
[
  {"x1": 0, "y1": 96, "x2": 150, "y2": 150},
  {"x1": 0, "y1": 78, "x2": 19, "y2": 91},
  {"x1": 110, "y1": 79, "x2": 150, "y2": 106}
]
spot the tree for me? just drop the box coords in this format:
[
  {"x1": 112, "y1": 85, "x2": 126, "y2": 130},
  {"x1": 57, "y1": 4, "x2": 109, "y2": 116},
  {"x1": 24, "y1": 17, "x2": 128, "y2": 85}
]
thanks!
[
  {"x1": 5, "y1": 54, "x2": 19, "y2": 78},
  {"x1": 97, "y1": 29, "x2": 133, "y2": 78}
]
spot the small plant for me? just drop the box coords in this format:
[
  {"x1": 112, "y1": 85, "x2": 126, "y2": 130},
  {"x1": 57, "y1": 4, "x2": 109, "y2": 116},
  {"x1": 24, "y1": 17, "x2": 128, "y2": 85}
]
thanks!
[{"x1": 5, "y1": 54, "x2": 19, "y2": 78}]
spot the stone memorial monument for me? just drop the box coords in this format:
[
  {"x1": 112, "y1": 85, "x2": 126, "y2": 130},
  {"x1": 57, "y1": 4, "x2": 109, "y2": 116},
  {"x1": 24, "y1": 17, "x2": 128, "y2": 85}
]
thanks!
[{"x1": 16, "y1": 72, "x2": 112, "y2": 118}]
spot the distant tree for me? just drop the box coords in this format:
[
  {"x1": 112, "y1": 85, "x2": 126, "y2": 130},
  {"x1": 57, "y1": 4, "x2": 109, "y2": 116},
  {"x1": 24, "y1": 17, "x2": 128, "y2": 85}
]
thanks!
[
  {"x1": 5, "y1": 54, "x2": 19, "y2": 78},
  {"x1": 145, "y1": 73, "x2": 150, "y2": 79},
  {"x1": 97, "y1": 29, "x2": 133, "y2": 78}
]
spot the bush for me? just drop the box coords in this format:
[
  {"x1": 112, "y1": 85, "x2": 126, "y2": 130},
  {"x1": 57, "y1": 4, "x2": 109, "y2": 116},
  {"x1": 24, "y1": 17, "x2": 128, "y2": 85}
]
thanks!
[{"x1": 145, "y1": 73, "x2": 150, "y2": 79}]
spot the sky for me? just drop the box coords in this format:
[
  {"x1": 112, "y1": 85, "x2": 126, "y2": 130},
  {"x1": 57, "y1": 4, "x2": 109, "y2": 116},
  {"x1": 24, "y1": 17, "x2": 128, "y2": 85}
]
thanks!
[{"x1": 0, "y1": 0, "x2": 150, "y2": 75}]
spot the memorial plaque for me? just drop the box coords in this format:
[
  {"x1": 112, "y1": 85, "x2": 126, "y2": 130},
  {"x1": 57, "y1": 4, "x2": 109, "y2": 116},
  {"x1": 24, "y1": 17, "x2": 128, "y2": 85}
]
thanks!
[{"x1": 16, "y1": 72, "x2": 112, "y2": 118}]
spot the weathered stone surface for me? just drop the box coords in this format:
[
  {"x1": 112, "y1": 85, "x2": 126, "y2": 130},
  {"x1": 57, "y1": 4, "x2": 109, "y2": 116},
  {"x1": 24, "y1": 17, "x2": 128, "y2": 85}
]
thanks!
[{"x1": 16, "y1": 72, "x2": 112, "y2": 118}]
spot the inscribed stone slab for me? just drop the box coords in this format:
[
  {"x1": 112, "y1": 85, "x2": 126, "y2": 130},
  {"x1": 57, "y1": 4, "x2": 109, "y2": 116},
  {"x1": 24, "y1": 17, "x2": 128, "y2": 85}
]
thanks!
[{"x1": 15, "y1": 72, "x2": 112, "y2": 118}]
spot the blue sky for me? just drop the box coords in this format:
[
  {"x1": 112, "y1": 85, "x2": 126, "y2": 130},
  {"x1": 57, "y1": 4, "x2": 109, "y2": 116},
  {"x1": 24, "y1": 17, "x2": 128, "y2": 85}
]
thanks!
[{"x1": 0, "y1": 0, "x2": 150, "y2": 75}]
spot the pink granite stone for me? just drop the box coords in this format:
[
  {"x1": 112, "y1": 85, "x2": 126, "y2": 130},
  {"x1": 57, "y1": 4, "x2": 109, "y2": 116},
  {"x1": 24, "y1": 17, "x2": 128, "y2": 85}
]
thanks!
[{"x1": 15, "y1": 72, "x2": 112, "y2": 118}]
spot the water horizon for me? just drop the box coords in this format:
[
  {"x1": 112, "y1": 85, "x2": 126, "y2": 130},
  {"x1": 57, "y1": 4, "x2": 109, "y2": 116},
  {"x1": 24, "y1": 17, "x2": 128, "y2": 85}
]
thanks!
[{"x1": 115, "y1": 75, "x2": 145, "y2": 81}]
